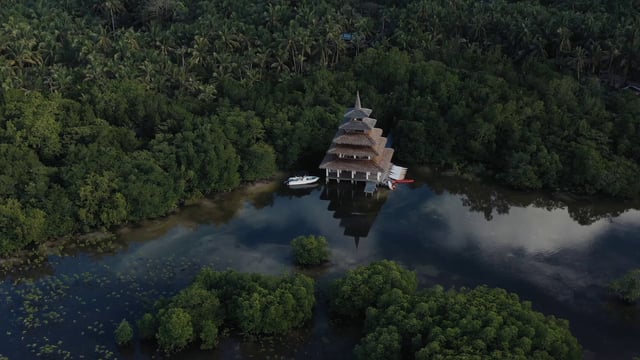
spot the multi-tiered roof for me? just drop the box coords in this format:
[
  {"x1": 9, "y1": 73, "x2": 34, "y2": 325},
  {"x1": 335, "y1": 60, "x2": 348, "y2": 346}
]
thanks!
[{"x1": 319, "y1": 92, "x2": 394, "y2": 178}]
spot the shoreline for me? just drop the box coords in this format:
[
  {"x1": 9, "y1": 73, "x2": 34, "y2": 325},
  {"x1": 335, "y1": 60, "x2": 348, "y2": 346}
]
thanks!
[{"x1": 0, "y1": 175, "x2": 287, "y2": 274}]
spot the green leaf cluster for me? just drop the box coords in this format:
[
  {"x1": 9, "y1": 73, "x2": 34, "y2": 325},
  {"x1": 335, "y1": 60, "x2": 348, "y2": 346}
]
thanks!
[
  {"x1": 114, "y1": 319, "x2": 133, "y2": 346},
  {"x1": 139, "y1": 269, "x2": 315, "y2": 353},
  {"x1": 609, "y1": 269, "x2": 640, "y2": 304},
  {"x1": 330, "y1": 260, "x2": 418, "y2": 317},
  {"x1": 291, "y1": 235, "x2": 330, "y2": 266},
  {"x1": 331, "y1": 261, "x2": 582, "y2": 360}
]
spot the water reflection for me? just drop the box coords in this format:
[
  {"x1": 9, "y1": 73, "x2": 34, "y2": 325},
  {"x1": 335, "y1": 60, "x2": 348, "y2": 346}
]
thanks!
[
  {"x1": 423, "y1": 193, "x2": 640, "y2": 254},
  {"x1": 380, "y1": 170, "x2": 640, "y2": 293},
  {"x1": 320, "y1": 182, "x2": 390, "y2": 249},
  {"x1": 417, "y1": 167, "x2": 638, "y2": 225}
]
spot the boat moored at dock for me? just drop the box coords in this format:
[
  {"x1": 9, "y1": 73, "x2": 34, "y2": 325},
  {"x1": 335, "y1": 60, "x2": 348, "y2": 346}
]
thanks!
[{"x1": 285, "y1": 175, "x2": 320, "y2": 186}]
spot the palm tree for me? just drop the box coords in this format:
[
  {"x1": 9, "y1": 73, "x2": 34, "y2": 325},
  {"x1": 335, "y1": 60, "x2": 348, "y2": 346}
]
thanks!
[
  {"x1": 188, "y1": 36, "x2": 209, "y2": 70},
  {"x1": 270, "y1": 52, "x2": 290, "y2": 75},
  {"x1": 557, "y1": 26, "x2": 572, "y2": 54},
  {"x1": 97, "y1": 0, "x2": 124, "y2": 32},
  {"x1": 571, "y1": 46, "x2": 587, "y2": 81},
  {"x1": 95, "y1": 26, "x2": 112, "y2": 51},
  {"x1": 138, "y1": 60, "x2": 154, "y2": 87},
  {"x1": 216, "y1": 24, "x2": 240, "y2": 52}
]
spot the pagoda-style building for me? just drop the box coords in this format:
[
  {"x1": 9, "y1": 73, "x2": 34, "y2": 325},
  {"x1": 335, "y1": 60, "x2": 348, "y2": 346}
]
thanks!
[{"x1": 319, "y1": 92, "x2": 394, "y2": 187}]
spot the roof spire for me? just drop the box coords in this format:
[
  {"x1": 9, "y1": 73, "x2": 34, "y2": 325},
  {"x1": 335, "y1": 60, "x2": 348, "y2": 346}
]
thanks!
[{"x1": 354, "y1": 90, "x2": 362, "y2": 109}]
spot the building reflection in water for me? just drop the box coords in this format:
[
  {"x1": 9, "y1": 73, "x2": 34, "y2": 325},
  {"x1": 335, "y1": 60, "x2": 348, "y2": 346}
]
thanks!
[{"x1": 320, "y1": 182, "x2": 389, "y2": 248}]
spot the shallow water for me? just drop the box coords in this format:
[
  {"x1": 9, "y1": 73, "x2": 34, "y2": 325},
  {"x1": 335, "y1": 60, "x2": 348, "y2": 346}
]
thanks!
[{"x1": 2, "y1": 169, "x2": 640, "y2": 359}]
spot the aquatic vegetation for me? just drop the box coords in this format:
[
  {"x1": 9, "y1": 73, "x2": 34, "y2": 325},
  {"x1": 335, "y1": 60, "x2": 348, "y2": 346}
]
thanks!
[
  {"x1": 36, "y1": 341, "x2": 71, "y2": 359},
  {"x1": 0, "y1": 256, "x2": 203, "y2": 359}
]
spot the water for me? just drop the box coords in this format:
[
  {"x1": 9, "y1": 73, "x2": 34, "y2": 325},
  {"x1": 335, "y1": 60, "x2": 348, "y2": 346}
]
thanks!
[{"x1": 2, "y1": 169, "x2": 640, "y2": 359}]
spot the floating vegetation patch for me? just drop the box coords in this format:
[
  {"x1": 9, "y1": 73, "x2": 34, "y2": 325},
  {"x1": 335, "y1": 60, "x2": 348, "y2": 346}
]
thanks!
[{"x1": 0, "y1": 256, "x2": 203, "y2": 359}]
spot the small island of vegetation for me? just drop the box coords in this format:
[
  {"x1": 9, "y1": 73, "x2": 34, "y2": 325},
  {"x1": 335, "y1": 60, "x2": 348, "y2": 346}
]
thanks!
[
  {"x1": 291, "y1": 235, "x2": 330, "y2": 266},
  {"x1": 331, "y1": 261, "x2": 582, "y2": 360},
  {"x1": 135, "y1": 269, "x2": 315, "y2": 353},
  {"x1": 114, "y1": 319, "x2": 133, "y2": 346},
  {"x1": 127, "y1": 261, "x2": 582, "y2": 357}
]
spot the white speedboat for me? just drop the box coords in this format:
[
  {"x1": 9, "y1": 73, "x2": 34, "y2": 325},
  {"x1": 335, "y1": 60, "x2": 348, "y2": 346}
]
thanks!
[{"x1": 285, "y1": 175, "x2": 320, "y2": 186}]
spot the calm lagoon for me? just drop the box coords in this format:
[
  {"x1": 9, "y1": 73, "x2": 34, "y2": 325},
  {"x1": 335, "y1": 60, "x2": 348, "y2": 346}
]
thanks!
[{"x1": 2, "y1": 168, "x2": 640, "y2": 359}]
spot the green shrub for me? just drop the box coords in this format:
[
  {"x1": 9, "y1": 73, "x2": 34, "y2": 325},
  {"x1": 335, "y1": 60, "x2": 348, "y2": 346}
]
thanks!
[
  {"x1": 291, "y1": 235, "x2": 330, "y2": 266},
  {"x1": 200, "y1": 320, "x2": 219, "y2": 350},
  {"x1": 357, "y1": 286, "x2": 582, "y2": 360},
  {"x1": 141, "y1": 268, "x2": 316, "y2": 353},
  {"x1": 137, "y1": 313, "x2": 156, "y2": 340},
  {"x1": 609, "y1": 269, "x2": 640, "y2": 303},
  {"x1": 114, "y1": 319, "x2": 133, "y2": 346},
  {"x1": 156, "y1": 308, "x2": 194, "y2": 354},
  {"x1": 332, "y1": 261, "x2": 582, "y2": 360},
  {"x1": 330, "y1": 260, "x2": 418, "y2": 317}
]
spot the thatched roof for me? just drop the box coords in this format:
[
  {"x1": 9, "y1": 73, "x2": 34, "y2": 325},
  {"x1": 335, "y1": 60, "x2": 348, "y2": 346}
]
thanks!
[
  {"x1": 327, "y1": 145, "x2": 379, "y2": 157},
  {"x1": 333, "y1": 133, "x2": 376, "y2": 146},
  {"x1": 369, "y1": 127, "x2": 383, "y2": 139},
  {"x1": 363, "y1": 117, "x2": 377, "y2": 128},
  {"x1": 344, "y1": 108, "x2": 372, "y2": 119},
  {"x1": 339, "y1": 117, "x2": 378, "y2": 131},
  {"x1": 374, "y1": 136, "x2": 386, "y2": 154},
  {"x1": 340, "y1": 120, "x2": 372, "y2": 131},
  {"x1": 332, "y1": 128, "x2": 383, "y2": 146},
  {"x1": 327, "y1": 136, "x2": 386, "y2": 157},
  {"x1": 318, "y1": 91, "x2": 396, "y2": 177},
  {"x1": 376, "y1": 148, "x2": 394, "y2": 171},
  {"x1": 319, "y1": 148, "x2": 394, "y2": 173},
  {"x1": 344, "y1": 91, "x2": 372, "y2": 118}
]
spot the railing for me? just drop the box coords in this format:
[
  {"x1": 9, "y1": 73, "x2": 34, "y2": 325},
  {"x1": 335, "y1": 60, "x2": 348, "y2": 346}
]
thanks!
[{"x1": 326, "y1": 171, "x2": 377, "y2": 181}]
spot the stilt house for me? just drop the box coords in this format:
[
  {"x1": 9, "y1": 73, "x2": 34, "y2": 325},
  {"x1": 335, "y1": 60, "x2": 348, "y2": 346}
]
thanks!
[{"x1": 319, "y1": 92, "x2": 394, "y2": 185}]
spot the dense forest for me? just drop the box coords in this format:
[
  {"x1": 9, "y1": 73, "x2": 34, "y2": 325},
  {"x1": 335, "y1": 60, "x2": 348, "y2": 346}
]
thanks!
[{"x1": 1, "y1": 0, "x2": 640, "y2": 256}]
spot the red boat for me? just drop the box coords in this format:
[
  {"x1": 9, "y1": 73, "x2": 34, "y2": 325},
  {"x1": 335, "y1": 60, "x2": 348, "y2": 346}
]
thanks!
[{"x1": 393, "y1": 179, "x2": 415, "y2": 183}]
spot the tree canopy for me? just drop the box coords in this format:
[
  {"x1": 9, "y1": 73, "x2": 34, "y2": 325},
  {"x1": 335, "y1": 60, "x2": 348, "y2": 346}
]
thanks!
[
  {"x1": 139, "y1": 268, "x2": 315, "y2": 353},
  {"x1": 291, "y1": 235, "x2": 330, "y2": 266},
  {"x1": 2, "y1": 0, "x2": 640, "y2": 257},
  {"x1": 331, "y1": 261, "x2": 583, "y2": 360},
  {"x1": 609, "y1": 269, "x2": 640, "y2": 304}
]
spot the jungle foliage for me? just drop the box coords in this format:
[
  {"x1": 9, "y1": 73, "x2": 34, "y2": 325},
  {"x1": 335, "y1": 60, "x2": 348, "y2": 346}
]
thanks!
[
  {"x1": 1, "y1": 0, "x2": 640, "y2": 256},
  {"x1": 330, "y1": 261, "x2": 583, "y2": 360},
  {"x1": 138, "y1": 269, "x2": 315, "y2": 353}
]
